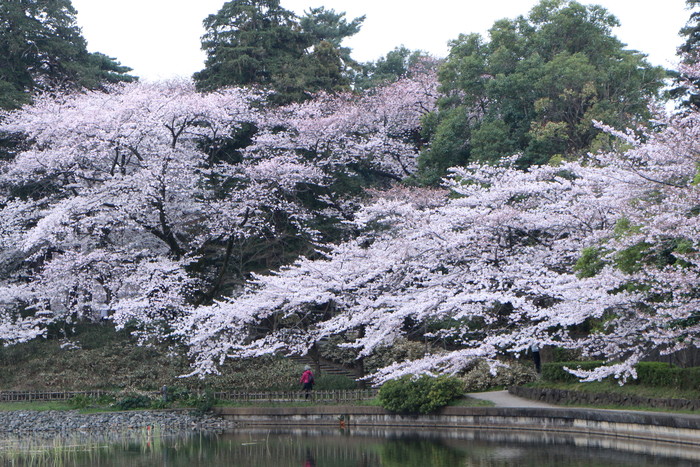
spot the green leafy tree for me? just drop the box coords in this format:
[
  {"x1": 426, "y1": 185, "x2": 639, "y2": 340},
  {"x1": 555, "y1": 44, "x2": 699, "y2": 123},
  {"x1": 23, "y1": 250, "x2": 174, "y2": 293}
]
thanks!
[
  {"x1": 680, "y1": 0, "x2": 700, "y2": 57},
  {"x1": 194, "y1": 0, "x2": 363, "y2": 104},
  {"x1": 671, "y1": 0, "x2": 700, "y2": 109},
  {"x1": 417, "y1": 0, "x2": 666, "y2": 184},
  {"x1": 194, "y1": 0, "x2": 305, "y2": 90},
  {"x1": 353, "y1": 46, "x2": 428, "y2": 90},
  {"x1": 0, "y1": 0, "x2": 135, "y2": 110},
  {"x1": 300, "y1": 6, "x2": 363, "y2": 65}
]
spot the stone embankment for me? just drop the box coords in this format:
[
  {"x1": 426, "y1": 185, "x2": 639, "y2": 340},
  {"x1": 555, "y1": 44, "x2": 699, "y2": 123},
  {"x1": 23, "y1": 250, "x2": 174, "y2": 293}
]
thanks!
[
  {"x1": 215, "y1": 405, "x2": 700, "y2": 445},
  {"x1": 0, "y1": 410, "x2": 237, "y2": 433}
]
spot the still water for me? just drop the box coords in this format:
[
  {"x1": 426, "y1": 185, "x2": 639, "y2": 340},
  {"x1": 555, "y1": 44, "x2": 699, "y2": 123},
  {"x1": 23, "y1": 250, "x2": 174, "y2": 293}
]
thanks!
[{"x1": 0, "y1": 427, "x2": 697, "y2": 466}]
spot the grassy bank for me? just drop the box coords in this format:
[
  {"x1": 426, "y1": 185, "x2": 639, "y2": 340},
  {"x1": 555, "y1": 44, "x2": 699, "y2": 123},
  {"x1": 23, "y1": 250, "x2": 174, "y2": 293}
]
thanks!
[
  {"x1": 520, "y1": 376, "x2": 700, "y2": 413},
  {"x1": 526, "y1": 379, "x2": 700, "y2": 401},
  {"x1": 0, "y1": 323, "x2": 352, "y2": 392}
]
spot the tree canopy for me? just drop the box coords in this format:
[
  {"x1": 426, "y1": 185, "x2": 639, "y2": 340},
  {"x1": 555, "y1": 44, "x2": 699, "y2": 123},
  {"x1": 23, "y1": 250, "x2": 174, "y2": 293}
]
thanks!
[
  {"x1": 416, "y1": 0, "x2": 667, "y2": 184},
  {"x1": 0, "y1": 69, "x2": 436, "y2": 342},
  {"x1": 671, "y1": 0, "x2": 700, "y2": 110},
  {"x1": 193, "y1": 0, "x2": 364, "y2": 104},
  {"x1": 352, "y1": 46, "x2": 430, "y2": 91},
  {"x1": 0, "y1": 0, "x2": 135, "y2": 110},
  {"x1": 174, "y1": 90, "x2": 700, "y2": 383}
]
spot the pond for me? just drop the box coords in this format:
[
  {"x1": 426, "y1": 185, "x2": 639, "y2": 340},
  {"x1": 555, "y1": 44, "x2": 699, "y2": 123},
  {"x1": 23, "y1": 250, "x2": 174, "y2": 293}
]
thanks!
[{"x1": 0, "y1": 427, "x2": 697, "y2": 466}]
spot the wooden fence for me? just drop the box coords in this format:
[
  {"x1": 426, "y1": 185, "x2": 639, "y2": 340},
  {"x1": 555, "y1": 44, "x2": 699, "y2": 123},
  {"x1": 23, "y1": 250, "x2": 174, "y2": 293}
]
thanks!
[
  {"x1": 0, "y1": 389, "x2": 378, "y2": 403},
  {"x1": 212, "y1": 389, "x2": 378, "y2": 403},
  {"x1": 0, "y1": 390, "x2": 114, "y2": 402}
]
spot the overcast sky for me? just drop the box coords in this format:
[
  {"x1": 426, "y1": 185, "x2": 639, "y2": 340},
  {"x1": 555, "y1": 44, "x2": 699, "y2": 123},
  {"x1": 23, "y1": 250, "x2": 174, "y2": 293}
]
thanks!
[{"x1": 71, "y1": 0, "x2": 690, "y2": 81}]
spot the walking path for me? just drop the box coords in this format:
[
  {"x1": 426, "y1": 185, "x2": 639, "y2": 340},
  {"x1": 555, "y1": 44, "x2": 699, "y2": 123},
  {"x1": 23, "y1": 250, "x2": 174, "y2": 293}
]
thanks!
[{"x1": 466, "y1": 390, "x2": 557, "y2": 408}]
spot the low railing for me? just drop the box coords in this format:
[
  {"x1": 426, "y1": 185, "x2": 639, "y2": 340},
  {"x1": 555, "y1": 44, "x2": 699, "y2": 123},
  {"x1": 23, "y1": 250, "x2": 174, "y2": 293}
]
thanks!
[
  {"x1": 0, "y1": 390, "x2": 113, "y2": 402},
  {"x1": 211, "y1": 389, "x2": 378, "y2": 403},
  {"x1": 0, "y1": 389, "x2": 378, "y2": 403}
]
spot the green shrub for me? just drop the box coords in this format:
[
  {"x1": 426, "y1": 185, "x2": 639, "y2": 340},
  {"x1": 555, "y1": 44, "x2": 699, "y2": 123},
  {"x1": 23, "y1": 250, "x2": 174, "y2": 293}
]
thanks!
[
  {"x1": 68, "y1": 394, "x2": 94, "y2": 409},
  {"x1": 114, "y1": 393, "x2": 153, "y2": 410},
  {"x1": 379, "y1": 375, "x2": 463, "y2": 414},
  {"x1": 632, "y1": 362, "x2": 675, "y2": 387},
  {"x1": 68, "y1": 393, "x2": 115, "y2": 409},
  {"x1": 149, "y1": 399, "x2": 171, "y2": 410},
  {"x1": 542, "y1": 361, "x2": 700, "y2": 389},
  {"x1": 181, "y1": 391, "x2": 216, "y2": 414},
  {"x1": 167, "y1": 386, "x2": 192, "y2": 402},
  {"x1": 633, "y1": 362, "x2": 700, "y2": 390},
  {"x1": 549, "y1": 347, "x2": 582, "y2": 363}
]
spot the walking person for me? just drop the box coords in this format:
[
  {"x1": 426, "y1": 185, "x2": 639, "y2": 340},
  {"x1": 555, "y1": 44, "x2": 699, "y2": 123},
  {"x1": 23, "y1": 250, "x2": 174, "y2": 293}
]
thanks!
[
  {"x1": 531, "y1": 343, "x2": 541, "y2": 374},
  {"x1": 300, "y1": 365, "x2": 315, "y2": 399}
]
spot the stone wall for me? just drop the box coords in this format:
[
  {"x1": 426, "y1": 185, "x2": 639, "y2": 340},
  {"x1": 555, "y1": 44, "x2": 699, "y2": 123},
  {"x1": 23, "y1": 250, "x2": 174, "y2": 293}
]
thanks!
[
  {"x1": 214, "y1": 405, "x2": 700, "y2": 445},
  {"x1": 0, "y1": 410, "x2": 235, "y2": 433}
]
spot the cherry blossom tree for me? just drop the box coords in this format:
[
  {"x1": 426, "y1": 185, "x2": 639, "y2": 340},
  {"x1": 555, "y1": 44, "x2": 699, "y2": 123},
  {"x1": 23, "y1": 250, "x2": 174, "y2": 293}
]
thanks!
[
  {"x1": 0, "y1": 67, "x2": 440, "y2": 346},
  {"x1": 0, "y1": 80, "x2": 329, "y2": 336},
  {"x1": 3, "y1": 55, "x2": 696, "y2": 388},
  {"x1": 250, "y1": 60, "x2": 438, "y2": 182},
  {"x1": 174, "y1": 73, "x2": 700, "y2": 384},
  {"x1": 174, "y1": 160, "x2": 623, "y2": 379}
]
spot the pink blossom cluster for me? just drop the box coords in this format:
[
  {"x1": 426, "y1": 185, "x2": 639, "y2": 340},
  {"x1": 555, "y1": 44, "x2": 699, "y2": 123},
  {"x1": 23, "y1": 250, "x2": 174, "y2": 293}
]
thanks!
[
  {"x1": 0, "y1": 70, "x2": 440, "y2": 347},
  {"x1": 250, "y1": 64, "x2": 438, "y2": 179},
  {"x1": 2, "y1": 62, "x2": 699, "y2": 385},
  {"x1": 0, "y1": 80, "x2": 328, "y2": 331},
  {"x1": 175, "y1": 102, "x2": 700, "y2": 383}
]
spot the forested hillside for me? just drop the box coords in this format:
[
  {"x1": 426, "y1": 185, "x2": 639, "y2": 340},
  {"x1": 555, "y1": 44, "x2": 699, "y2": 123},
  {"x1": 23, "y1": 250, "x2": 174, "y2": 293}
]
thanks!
[{"x1": 0, "y1": 0, "x2": 696, "y2": 388}]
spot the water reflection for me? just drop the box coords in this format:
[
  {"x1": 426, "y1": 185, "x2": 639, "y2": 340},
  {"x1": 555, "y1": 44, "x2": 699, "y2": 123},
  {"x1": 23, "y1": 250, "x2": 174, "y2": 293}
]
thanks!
[{"x1": 0, "y1": 427, "x2": 697, "y2": 466}]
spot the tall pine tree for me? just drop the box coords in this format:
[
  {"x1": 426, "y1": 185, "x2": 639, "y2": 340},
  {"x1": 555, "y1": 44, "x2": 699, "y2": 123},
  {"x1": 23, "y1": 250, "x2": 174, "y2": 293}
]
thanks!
[
  {"x1": 193, "y1": 0, "x2": 363, "y2": 104},
  {"x1": 0, "y1": 0, "x2": 135, "y2": 109},
  {"x1": 672, "y1": 0, "x2": 700, "y2": 109}
]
